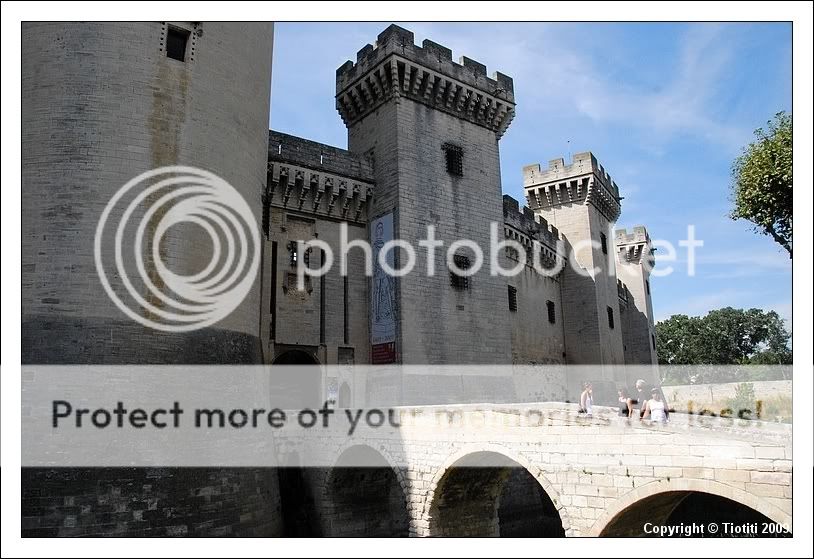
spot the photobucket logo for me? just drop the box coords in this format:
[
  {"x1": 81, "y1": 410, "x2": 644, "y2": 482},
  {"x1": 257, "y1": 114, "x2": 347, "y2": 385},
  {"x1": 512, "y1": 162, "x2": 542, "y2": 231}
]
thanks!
[
  {"x1": 94, "y1": 166, "x2": 259, "y2": 332},
  {"x1": 290, "y1": 222, "x2": 702, "y2": 288}
]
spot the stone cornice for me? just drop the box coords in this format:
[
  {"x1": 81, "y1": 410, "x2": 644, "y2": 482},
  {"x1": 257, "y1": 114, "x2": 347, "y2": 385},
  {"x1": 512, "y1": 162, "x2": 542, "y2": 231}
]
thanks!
[
  {"x1": 265, "y1": 161, "x2": 374, "y2": 226},
  {"x1": 524, "y1": 174, "x2": 622, "y2": 223}
]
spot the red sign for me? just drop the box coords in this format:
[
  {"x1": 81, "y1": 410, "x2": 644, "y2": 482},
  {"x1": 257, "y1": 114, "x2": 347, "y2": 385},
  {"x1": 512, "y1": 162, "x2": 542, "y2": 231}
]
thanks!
[{"x1": 371, "y1": 342, "x2": 396, "y2": 364}]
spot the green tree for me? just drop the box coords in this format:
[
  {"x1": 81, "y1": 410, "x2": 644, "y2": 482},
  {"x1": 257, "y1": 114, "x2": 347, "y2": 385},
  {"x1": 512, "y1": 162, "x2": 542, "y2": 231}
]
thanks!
[
  {"x1": 656, "y1": 307, "x2": 791, "y2": 369},
  {"x1": 654, "y1": 314, "x2": 704, "y2": 366},
  {"x1": 730, "y1": 112, "x2": 792, "y2": 257}
]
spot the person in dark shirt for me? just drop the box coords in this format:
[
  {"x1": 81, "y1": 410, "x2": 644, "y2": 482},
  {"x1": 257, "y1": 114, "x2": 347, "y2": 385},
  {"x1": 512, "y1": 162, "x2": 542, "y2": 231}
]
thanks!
[{"x1": 618, "y1": 387, "x2": 634, "y2": 418}]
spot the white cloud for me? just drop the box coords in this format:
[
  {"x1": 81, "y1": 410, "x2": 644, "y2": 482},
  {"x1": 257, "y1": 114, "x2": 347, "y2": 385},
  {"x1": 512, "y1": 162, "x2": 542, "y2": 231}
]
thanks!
[{"x1": 403, "y1": 23, "x2": 750, "y2": 152}]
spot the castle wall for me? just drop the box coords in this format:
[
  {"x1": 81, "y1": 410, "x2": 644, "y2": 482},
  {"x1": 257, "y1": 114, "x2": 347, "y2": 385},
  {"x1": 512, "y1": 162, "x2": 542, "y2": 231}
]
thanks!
[
  {"x1": 618, "y1": 262, "x2": 656, "y2": 366},
  {"x1": 263, "y1": 210, "x2": 371, "y2": 364},
  {"x1": 616, "y1": 227, "x2": 658, "y2": 375},
  {"x1": 524, "y1": 155, "x2": 627, "y2": 401},
  {"x1": 507, "y1": 267, "x2": 568, "y2": 402},
  {"x1": 22, "y1": 22, "x2": 273, "y2": 363},
  {"x1": 263, "y1": 132, "x2": 375, "y2": 408},
  {"x1": 341, "y1": 26, "x2": 514, "y2": 379},
  {"x1": 539, "y1": 205, "x2": 625, "y2": 375},
  {"x1": 500, "y1": 196, "x2": 568, "y2": 399},
  {"x1": 507, "y1": 267, "x2": 565, "y2": 366},
  {"x1": 21, "y1": 21, "x2": 281, "y2": 537},
  {"x1": 392, "y1": 101, "x2": 512, "y2": 366}
]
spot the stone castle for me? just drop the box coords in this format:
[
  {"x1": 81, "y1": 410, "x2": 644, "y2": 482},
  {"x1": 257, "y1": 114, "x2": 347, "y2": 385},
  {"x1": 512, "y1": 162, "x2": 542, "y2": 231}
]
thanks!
[
  {"x1": 264, "y1": 24, "x2": 658, "y2": 405},
  {"x1": 19, "y1": 22, "x2": 692, "y2": 538}
]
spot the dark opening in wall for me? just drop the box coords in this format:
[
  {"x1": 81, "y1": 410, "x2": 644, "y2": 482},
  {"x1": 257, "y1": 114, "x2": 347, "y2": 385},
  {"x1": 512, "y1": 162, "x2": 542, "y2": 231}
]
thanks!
[
  {"x1": 166, "y1": 26, "x2": 190, "y2": 61},
  {"x1": 287, "y1": 241, "x2": 298, "y2": 267},
  {"x1": 652, "y1": 333, "x2": 656, "y2": 349},
  {"x1": 287, "y1": 241, "x2": 310, "y2": 268},
  {"x1": 546, "y1": 300, "x2": 556, "y2": 324},
  {"x1": 508, "y1": 285, "x2": 517, "y2": 312},
  {"x1": 450, "y1": 254, "x2": 471, "y2": 290},
  {"x1": 442, "y1": 143, "x2": 463, "y2": 177},
  {"x1": 646, "y1": 279, "x2": 651, "y2": 295},
  {"x1": 600, "y1": 232, "x2": 608, "y2": 254},
  {"x1": 607, "y1": 306, "x2": 615, "y2": 329}
]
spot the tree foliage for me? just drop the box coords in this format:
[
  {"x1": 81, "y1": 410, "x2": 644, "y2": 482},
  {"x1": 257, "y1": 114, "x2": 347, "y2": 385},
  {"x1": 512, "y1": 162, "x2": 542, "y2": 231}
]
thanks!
[
  {"x1": 730, "y1": 112, "x2": 792, "y2": 257},
  {"x1": 656, "y1": 307, "x2": 791, "y2": 366}
]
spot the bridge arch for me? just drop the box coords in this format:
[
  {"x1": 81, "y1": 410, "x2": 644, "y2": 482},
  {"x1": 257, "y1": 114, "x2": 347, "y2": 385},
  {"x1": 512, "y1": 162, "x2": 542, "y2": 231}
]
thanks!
[
  {"x1": 591, "y1": 478, "x2": 791, "y2": 537},
  {"x1": 321, "y1": 444, "x2": 410, "y2": 537},
  {"x1": 422, "y1": 444, "x2": 569, "y2": 537}
]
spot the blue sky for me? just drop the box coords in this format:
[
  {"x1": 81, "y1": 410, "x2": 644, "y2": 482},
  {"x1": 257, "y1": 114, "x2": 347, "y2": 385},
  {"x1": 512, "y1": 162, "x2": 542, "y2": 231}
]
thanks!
[{"x1": 269, "y1": 22, "x2": 792, "y2": 326}]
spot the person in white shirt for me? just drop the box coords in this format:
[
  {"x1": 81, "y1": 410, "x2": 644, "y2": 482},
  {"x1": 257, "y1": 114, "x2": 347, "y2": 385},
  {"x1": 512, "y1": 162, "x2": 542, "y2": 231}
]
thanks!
[
  {"x1": 642, "y1": 387, "x2": 668, "y2": 423},
  {"x1": 580, "y1": 382, "x2": 594, "y2": 417}
]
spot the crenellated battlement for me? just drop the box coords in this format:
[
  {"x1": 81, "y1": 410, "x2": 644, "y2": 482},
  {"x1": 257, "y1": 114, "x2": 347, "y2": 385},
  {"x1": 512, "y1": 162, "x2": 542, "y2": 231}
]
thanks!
[
  {"x1": 615, "y1": 226, "x2": 650, "y2": 246},
  {"x1": 615, "y1": 226, "x2": 654, "y2": 266},
  {"x1": 269, "y1": 131, "x2": 374, "y2": 183},
  {"x1": 336, "y1": 24, "x2": 516, "y2": 138},
  {"x1": 503, "y1": 195, "x2": 561, "y2": 245},
  {"x1": 502, "y1": 195, "x2": 564, "y2": 271},
  {"x1": 523, "y1": 152, "x2": 622, "y2": 222}
]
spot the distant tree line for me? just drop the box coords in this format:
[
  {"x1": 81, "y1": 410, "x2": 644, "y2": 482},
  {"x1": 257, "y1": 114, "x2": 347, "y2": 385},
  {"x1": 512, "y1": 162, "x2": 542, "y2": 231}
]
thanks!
[{"x1": 655, "y1": 307, "x2": 791, "y2": 385}]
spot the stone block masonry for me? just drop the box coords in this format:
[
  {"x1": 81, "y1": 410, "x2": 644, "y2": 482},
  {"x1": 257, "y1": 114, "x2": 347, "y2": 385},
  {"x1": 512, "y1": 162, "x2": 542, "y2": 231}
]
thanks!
[
  {"x1": 340, "y1": 24, "x2": 516, "y2": 378},
  {"x1": 21, "y1": 22, "x2": 279, "y2": 537}
]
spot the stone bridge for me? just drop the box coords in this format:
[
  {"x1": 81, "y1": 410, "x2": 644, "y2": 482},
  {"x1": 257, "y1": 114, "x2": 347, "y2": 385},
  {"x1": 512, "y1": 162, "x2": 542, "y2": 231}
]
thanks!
[{"x1": 275, "y1": 403, "x2": 792, "y2": 537}]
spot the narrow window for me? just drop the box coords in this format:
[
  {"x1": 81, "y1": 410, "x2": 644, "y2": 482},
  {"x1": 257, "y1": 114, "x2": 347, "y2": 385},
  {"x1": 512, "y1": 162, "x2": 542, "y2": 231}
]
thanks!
[
  {"x1": 546, "y1": 300, "x2": 556, "y2": 324},
  {"x1": 652, "y1": 333, "x2": 656, "y2": 349},
  {"x1": 442, "y1": 143, "x2": 463, "y2": 177},
  {"x1": 600, "y1": 232, "x2": 608, "y2": 254},
  {"x1": 166, "y1": 26, "x2": 190, "y2": 62},
  {"x1": 287, "y1": 241, "x2": 310, "y2": 267},
  {"x1": 607, "y1": 306, "x2": 615, "y2": 329},
  {"x1": 450, "y1": 254, "x2": 471, "y2": 290},
  {"x1": 507, "y1": 285, "x2": 517, "y2": 312},
  {"x1": 287, "y1": 241, "x2": 298, "y2": 267},
  {"x1": 646, "y1": 279, "x2": 651, "y2": 295}
]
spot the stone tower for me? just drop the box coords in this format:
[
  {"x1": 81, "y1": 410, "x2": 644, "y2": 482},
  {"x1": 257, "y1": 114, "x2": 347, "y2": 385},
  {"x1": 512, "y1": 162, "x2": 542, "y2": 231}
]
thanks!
[
  {"x1": 523, "y1": 153, "x2": 626, "y2": 399},
  {"x1": 336, "y1": 25, "x2": 516, "y2": 386},
  {"x1": 21, "y1": 22, "x2": 280, "y2": 536},
  {"x1": 615, "y1": 227, "x2": 658, "y2": 368},
  {"x1": 22, "y1": 21, "x2": 273, "y2": 363}
]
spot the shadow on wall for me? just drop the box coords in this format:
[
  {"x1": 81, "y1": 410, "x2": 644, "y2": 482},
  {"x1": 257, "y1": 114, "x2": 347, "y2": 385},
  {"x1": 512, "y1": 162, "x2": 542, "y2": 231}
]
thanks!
[{"x1": 276, "y1": 445, "x2": 410, "y2": 537}]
